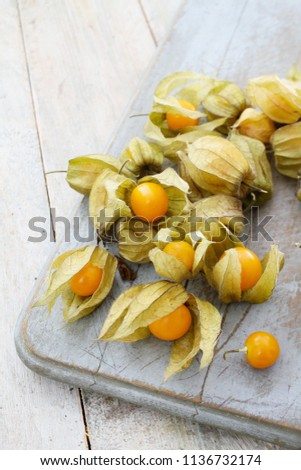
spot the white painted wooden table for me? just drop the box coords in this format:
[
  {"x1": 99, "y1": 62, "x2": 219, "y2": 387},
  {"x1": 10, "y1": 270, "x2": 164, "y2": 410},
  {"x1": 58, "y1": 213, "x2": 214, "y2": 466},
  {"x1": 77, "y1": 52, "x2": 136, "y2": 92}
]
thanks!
[{"x1": 0, "y1": 0, "x2": 287, "y2": 449}]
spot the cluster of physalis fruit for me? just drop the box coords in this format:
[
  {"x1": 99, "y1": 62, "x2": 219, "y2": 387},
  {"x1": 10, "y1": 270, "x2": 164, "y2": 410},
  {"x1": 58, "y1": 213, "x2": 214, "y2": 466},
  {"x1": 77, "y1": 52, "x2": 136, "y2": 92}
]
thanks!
[{"x1": 33, "y1": 66, "x2": 301, "y2": 380}]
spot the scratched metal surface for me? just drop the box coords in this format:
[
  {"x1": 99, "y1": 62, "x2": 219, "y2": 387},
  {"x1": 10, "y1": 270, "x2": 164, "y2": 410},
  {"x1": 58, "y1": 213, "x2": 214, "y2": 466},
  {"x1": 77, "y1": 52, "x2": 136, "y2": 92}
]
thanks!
[{"x1": 15, "y1": 0, "x2": 301, "y2": 448}]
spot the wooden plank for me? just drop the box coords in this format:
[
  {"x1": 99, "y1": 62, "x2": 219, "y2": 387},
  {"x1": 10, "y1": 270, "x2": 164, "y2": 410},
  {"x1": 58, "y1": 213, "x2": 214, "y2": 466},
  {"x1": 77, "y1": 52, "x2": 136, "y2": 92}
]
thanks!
[
  {"x1": 15, "y1": 0, "x2": 250, "y2": 452},
  {"x1": 140, "y1": 0, "x2": 185, "y2": 45},
  {"x1": 0, "y1": 0, "x2": 86, "y2": 449},
  {"x1": 18, "y1": 0, "x2": 157, "y2": 228}
]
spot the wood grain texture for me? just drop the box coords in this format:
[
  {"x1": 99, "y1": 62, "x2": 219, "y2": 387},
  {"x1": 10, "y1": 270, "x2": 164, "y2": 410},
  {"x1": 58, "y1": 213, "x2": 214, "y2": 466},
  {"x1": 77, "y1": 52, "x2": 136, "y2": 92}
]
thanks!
[
  {"x1": 18, "y1": 0, "x2": 157, "y2": 229},
  {"x1": 13, "y1": 0, "x2": 217, "y2": 451},
  {"x1": 0, "y1": 0, "x2": 86, "y2": 449},
  {"x1": 140, "y1": 0, "x2": 185, "y2": 45},
  {"x1": 15, "y1": 0, "x2": 301, "y2": 449}
]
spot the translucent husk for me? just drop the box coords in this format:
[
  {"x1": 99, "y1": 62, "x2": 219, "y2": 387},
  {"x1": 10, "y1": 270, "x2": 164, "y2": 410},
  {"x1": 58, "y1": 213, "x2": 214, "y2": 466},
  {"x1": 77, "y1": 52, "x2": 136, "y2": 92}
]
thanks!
[
  {"x1": 204, "y1": 244, "x2": 284, "y2": 304},
  {"x1": 89, "y1": 169, "x2": 135, "y2": 235},
  {"x1": 89, "y1": 167, "x2": 191, "y2": 235},
  {"x1": 270, "y1": 122, "x2": 301, "y2": 179},
  {"x1": 178, "y1": 160, "x2": 210, "y2": 202},
  {"x1": 232, "y1": 108, "x2": 276, "y2": 144},
  {"x1": 66, "y1": 154, "x2": 134, "y2": 195},
  {"x1": 149, "y1": 215, "x2": 242, "y2": 283},
  {"x1": 120, "y1": 137, "x2": 164, "y2": 177},
  {"x1": 138, "y1": 167, "x2": 191, "y2": 216},
  {"x1": 144, "y1": 117, "x2": 226, "y2": 161},
  {"x1": 143, "y1": 70, "x2": 228, "y2": 159},
  {"x1": 33, "y1": 245, "x2": 117, "y2": 323},
  {"x1": 149, "y1": 228, "x2": 212, "y2": 282},
  {"x1": 246, "y1": 75, "x2": 301, "y2": 124},
  {"x1": 117, "y1": 218, "x2": 157, "y2": 264},
  {"x1": 228, "y1": 131, "x2": 273, "y2": 204},
  {"x1": 202, "y1": 81, "x2": 247, "y2": 126},
  {"x1": 190, "y1": 194, "x2": 245, "y2": 235},
  {"x1": 98, "y1": 280, "x2": 222, "y2": 380},
  {"x1": 179, "y1": 135, "x2": 255, "y2": 198}
]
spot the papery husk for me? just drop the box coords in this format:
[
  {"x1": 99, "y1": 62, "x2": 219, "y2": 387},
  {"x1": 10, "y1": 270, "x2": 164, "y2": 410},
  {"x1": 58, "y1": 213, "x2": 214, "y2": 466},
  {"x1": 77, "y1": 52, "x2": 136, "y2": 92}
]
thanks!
[
  {"x1": 149, "y1": 227, "x2": 212, "y2": 283},
  {"x1": 202, "y1": 81, "x2": 246, "y2": 127},
  {"x1": 153, "y1": 71, "x2": 216, "y2": 106},
  {"x1": 98, "y1": 280, "x2": 221, "y2": 379},
  {"x1": 151, "y1": 71, "x2": 215, "y2": 134},
  {"x1": 270, "y1": 122, "x2": 301, "y2": 178},
  {"x1": 179, "y1": 135, "x2": 255, "y2": 198},
  {"x1": 287, "y1": 65, "x2": 301, "y2": 83},
  {"x1": 89, "y1": 169, "x2": 135, "y2": 234},
  {"x1": 165, "y1": 293, "x2": 221, "y2": 380},
  {"x1": 33, "y1": 245, "x2": 117, "y2": 323},
  {"x1": 144, "y1": 70, "x2": 226, "y2": 160},
  {"x1": 232, "y1": 108, "x2": 276, "y2": 144},
  {"x1": 246, "y1": 75, "x2": 301, "y2": 124},
  {"x1": 99, "y1": 281, "x2": 189, "y2": 342},
  {"x1": 285, "y1": 66, "x2": 301, "y2": 97},
  {"x1": 117, "y1": 218, "x2": 157, "y2": 264},
  {"x1": 89, "y1": 167, "x2": 191, "y2": 235},
  {"x1": 229, "y1": 131, "x2": 273, "y2": 204},
  {"x1": 66, "y1": 154, "x2": 133, "y2": 195},
  {"x1": 120, "y1": 137, "x2": 164, "y2": 177},
  {"x1": 178, "y1": 160, "x2": 210, "y2": 202},
  {"x1": 144, "y1": 117, "x2": 226, "y2": 161},
  {"x1": 204, "y1": 244, "x2": 284, "y2": 304},
  {"x1": 139, "y1": 167, "x2": 191, "y2": 216},
  {"x1": 191, "y1": 194, "x2": 245, "y2": 235}
]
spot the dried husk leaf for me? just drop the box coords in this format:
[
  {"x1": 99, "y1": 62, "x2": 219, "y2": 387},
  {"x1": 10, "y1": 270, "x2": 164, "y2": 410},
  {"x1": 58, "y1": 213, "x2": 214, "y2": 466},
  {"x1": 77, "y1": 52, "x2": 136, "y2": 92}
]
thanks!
[
  {"x1": 120, "y1": 137, "x2": 164, "y2": 177},
  {"x1": 149, "y1": 227, "x2": 212, "y2": 282},
  {"x1": 98, "y1": 279, "x2": 221, "y2": 379},
  {"x1": 34, "y1": 245, "x2": 96, "y2": 311},
  {"x1": 270, "y1": 122, "x2": 301, "y2": 178},
  {"x1": 144, "y1": 71, "x2": 225, "y2": 159},
  {"x1": 117, "y1": 218, "x2": 157, "y2": 264},
  {"x1": 232, "y1": 108, "x2": 276, "y2": 144},
  {"x1": 229, "y1": 131, "x2": 273, "y2": 204},
  {"x1": 66, "y1": 154, "x2": 132, "y2": 195},
  {"x1": 99, "y1": 281, "x2": 189, "y2": 342},
  {"x1": 247, "y1": 75, "x2": 301, "y2": 124},
  {"x1": 152, "y1": 71, "x2": 215, "y2": 130},
  {"x1": 139, "y1": 167, "x2": 191, "y2": 216},
  {"x1": 191, "y1": 194, "x2": 245, "y2": 235},
  {"x1": 90, "y1": 167, "x2": 191, "y2": 235},
  {"x1": 89, "y1": 169, "x2": 135, "y2": 234},
  {"x1": 144, "y1": 117, "x2": 226, "y2": 160},
  {"x1": 202, "y1": 81, "x2": 246, "y2": 126},
  {"x1": 153, "y1": 71, "x2": 216, "y2": 105},
  {"x1": 179, "y1": 135, "x2": 255, "y2": 198},
  {"x1": 287, "y1": 65, "x2": 301, "y2": 83},
  {"x1": 204, "y1": 245, "x2": 284, "y2": 304},
  {"x1": 34, "y1": 245, "x2": 117, "y2": 322},
  {"x1": 210, "y1": 248, "x2": 242, "y2": 303},
  {"x1": 165, "y1": 294, "x2": 221, "y2": 379},
  {"x1": 242, "y1": 245, "x2": 285, "y2": 303},
  {"x1": 149, "y1": 247, "x2": 192, "y2": 282},
  {"x1": 178, "y1": 160, "x2": 209, "y2": 202}
]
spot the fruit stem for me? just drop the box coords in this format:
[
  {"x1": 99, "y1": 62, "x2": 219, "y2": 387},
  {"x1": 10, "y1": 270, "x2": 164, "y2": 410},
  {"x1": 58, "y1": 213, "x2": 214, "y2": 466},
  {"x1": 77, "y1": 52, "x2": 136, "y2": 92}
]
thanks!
[
  {"x1": 46, "y1": 170, "x2": 67, "y2": 175},
  {"x1": 119, "y1": 159, "x2": 130, "y2": 175},
  {"x1": 223, "y1": 346, "x2": 247, "y2": 360},
  {"x1": 129, "y1": 113, "x2": 149, "y2": 118}
]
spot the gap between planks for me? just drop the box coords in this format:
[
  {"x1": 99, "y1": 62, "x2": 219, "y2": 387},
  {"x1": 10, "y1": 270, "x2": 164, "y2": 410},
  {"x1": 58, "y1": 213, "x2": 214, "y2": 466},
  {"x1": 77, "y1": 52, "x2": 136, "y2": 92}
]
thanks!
[
  {"x1": 16, "y1": 0, "x2": 56, "y2": 240},
  {"x1": 15, "y1": 0, "x2": 172, "y2": 449}
]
